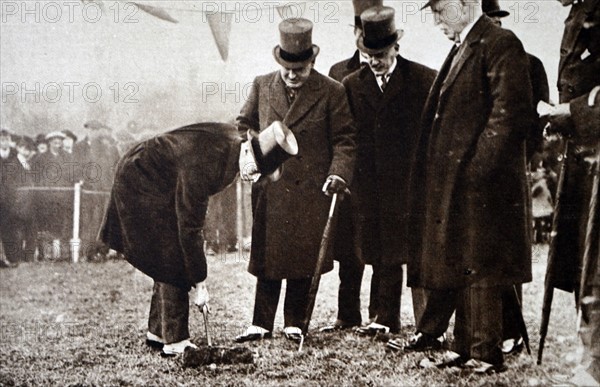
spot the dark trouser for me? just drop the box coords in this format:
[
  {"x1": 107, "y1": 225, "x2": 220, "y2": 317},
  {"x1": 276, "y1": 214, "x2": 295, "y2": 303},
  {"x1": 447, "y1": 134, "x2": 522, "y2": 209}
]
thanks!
[
  {"x1": 368, "y1": 268, "x2": 380, "y2": 320},
  {"x1": 501, "y1": 284, "x2": 522, "y2": 341},
  {"x1": 252, "y1": 278, "x2": 311, "y2": 332},
  {"x1": 337, "y1": 254, "x2": 364, "y2": 325},
  {"x1": 418, "y1": 284, "x2": 504, "y2": 365},
  {"x1": 148, "y1": 281, "x2": 190, "y2": 344},
  {"x1": 335, "y1": 198, "x2": 364, "y2": 326},
  {"x1": 372, "y1": 264, "x2": 403, "y2": 333},
  {"x1": 412, "y1": 287, "x2": 427, "y2": 328},
  {"x1": 0, "y1": 210, "x2": 20, "y2": 264}
]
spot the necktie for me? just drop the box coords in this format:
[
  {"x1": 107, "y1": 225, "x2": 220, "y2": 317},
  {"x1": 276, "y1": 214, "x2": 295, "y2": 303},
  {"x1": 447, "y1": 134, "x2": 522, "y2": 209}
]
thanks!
[
  {"x1": 285, "y1": 87, "x2": 297, "y2": 104},
  {"x1": 440, "y1": 44, "x2": 460, "y2": 83},
  {"x1": 379, "y1": 74, "x2": 388, "y2": 92}
]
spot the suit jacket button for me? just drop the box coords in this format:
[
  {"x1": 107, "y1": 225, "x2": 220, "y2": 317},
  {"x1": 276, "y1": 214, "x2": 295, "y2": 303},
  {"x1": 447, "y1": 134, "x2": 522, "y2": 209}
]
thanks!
[{"x1": 567, "y1": 86, "x2": 575, "y2": 94}]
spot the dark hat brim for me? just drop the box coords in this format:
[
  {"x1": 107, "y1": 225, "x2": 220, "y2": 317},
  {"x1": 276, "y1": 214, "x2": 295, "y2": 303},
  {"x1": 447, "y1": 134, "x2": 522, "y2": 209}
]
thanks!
[
  {"x1": 273, "y1": 45, "x2": 320, "y2": 69},
  {"x1": 421, "y1": 0, "x2": 435, "y2": 10},
  {"x1": 357, "y1": 29, "x2": 404, "y2": 55},
  {"x1": 487, "y1": 9, "x2": 510, "y2": 17}
]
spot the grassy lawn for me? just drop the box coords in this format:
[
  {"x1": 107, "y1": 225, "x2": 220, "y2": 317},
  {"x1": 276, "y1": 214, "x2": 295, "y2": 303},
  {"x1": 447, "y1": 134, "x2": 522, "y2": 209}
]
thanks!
[{"x1": 0, "y1": 243, "x2": 581, "y2": 386}]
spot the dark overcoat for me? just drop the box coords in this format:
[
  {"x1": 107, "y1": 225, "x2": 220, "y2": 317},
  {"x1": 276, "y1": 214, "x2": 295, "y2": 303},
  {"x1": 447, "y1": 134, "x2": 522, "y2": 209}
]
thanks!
[
  {"x1": 408, "y1": 16, "x2": 535, "y2": 290},
  {"x1": 343, "y1": 56, "x2": 436, "y2": 266},
  {"x1": 238, "y1": 70, "x2": 356, "y2": 280},
  {"x1": 0, "y1": 149, "x2": 19, "y2": 220},
  {"x1": 100, "y1": 123, "x2": 243, "y2": 290},
  {"x1": 548, "y1": 0, "x2": 600, "y2": 292},
  {"x1": 329, "y1": 50, "x2": 362, "y2": 82}
]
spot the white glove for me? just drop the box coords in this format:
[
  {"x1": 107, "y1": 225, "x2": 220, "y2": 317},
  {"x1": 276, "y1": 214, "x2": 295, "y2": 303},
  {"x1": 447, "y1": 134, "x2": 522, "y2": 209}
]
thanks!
[{"x1": 193, "y1": 282, "x2": 210, "y2": 311}]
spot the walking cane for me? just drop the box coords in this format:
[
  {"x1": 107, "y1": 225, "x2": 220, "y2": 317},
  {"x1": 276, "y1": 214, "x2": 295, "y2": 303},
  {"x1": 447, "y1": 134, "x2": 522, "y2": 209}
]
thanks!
[
  {"x1": 299, "y1": 192, "x2": 341, "y2": 352},
  {"x1": 538, "y1": 140, "x2": 570, "y2": 365},
  {"x1": 576, "y1": 146, "x2": 599, "y2": 334}
]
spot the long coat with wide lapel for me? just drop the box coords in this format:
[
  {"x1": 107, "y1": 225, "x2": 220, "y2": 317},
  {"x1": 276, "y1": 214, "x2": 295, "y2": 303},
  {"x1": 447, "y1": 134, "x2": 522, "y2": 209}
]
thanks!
[
  {"x1": 100, "y1": 123, "x2": 243, "y2": 289},
  {"x1": 238, "y1": 70, "x2": 356, "y2": 280},
  {"x1": 549, "y1": 0, "x2": 600, "y2": 292},
  {"x1": 408, "y1": 16, "x2": 535, "y2": 290},
  {"x1": 343, "y1": 56, "x2": 436, "y2": 267}
]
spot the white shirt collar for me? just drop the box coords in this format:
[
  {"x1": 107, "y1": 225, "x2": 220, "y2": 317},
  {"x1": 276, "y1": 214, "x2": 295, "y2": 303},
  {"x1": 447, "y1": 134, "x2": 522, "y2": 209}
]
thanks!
[
  {"x1": 359, "y1": 51, "x2": 369, "y2": 65},
  {"x1": 457, "y1": 15, "x2": 480, "y2": 46},
  {"x1": 374, "y1": 56, "x2": 397, "y2": 91},
  {"x1": 17, "y1": 153, "x2": 30, "y2": 169},
  {"x1": 0, "y1": 148, "x2": 9, "y2": 159}
]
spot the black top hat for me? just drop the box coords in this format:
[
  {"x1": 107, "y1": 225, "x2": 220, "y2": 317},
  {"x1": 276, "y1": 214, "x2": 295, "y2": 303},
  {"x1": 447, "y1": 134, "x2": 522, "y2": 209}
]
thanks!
[
  {"x1": 273, "y1": 18, "x2": 320, "y2": 69},
  {"x1": 352, "y1": 0, "x2": 384, "y2": 28},
  {"x1": 482, "y1": 0, "x2": 509, "y2": 17},
  {"x1": 357, "y1": 6, "x2": 404, "y2": 55},
  {"x1": 249, "y1": 121, "x2": 298, "y2": 177}
]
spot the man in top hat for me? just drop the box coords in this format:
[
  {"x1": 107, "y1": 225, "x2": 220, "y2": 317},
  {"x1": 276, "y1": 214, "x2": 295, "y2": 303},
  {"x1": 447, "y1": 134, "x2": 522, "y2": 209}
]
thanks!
[
  {"x1": 234, "y1": 18, "x2": 356, "y2": 343},
  {"x1": 328, "y1": 0, "x2": 382, "y2": 83},
  {"x1": 334, "y1": 5, "x2": 437, "y2": 339},
  {"x1": 406, "y1": 0, "x2": 535, "y2": 372},
  {"x1": 100, "y1": 121, "x2": 298, "y2": 356},
  {"x1": 319, "y1": 0, "x2": 383, "y2": 334},
  {"x1": 0, "y1": 128, "x2": 20, "y2": 268}
]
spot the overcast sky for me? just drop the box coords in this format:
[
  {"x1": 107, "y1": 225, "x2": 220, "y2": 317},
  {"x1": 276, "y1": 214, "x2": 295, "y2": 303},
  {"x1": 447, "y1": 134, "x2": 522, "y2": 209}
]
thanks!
[{"x1": 0, "y1": 1, "x2": 569, "y2": 136}]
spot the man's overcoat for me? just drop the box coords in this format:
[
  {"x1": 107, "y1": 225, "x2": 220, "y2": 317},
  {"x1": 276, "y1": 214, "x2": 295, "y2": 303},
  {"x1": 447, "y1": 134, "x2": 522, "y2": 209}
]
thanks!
[
  {"x1": 343, "y1": 56, "x2": 436, "y2": 267},
  {"x1": 238, "y1": 70, "x2": 356, "y2": 280},
  {"x1": 100, "y1": 123, "x2": 243, "y2": 289},
  {"x1": 408, "y1": 16, "x2": 535, "y2": 290}
]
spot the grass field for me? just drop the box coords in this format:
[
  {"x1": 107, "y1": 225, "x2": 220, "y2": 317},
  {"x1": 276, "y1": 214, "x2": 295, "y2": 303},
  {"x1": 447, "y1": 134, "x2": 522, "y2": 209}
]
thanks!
[{"x1": 0, "y1": 243, "x2": 582, "y2": 386}]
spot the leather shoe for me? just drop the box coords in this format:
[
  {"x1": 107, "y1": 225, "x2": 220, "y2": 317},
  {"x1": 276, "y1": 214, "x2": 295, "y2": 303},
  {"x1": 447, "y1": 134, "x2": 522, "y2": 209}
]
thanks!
[
  {"x1": 463, "y1": 359, "x2": 507, "y2": 374},
  {"x1": 0, "y1": 258, "x2": 18, "y2": 268},
  {"x1": 501, "y1": 337, "x2": 524, "y2": 355},
  {"x1": 234, "y1": 326, "x2": 272, "y2": 343},
  {"x1": 161, "y1": 339, "x2": 197, "y2": 357},
  {"x1": 319, "y1": 319, "x2": 360, "y2": 333},
  {"x1": 404, "y1": 332, "x2": 443, "y2": 352},
  {"x1": 145, "y1": 332, "x2": 164, "y2": 350},
  {"x1": 283, "y1": 326, "x2": 302, "y2": 342},
  {"x1": 355, "y1": 322, "x2": 390, "y2": 336}
]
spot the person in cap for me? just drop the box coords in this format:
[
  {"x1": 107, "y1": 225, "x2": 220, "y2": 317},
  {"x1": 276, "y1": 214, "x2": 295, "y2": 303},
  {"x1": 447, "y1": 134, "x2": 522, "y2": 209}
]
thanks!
[
  {"x1": 100, "y1": 122, "x2": 297, "y2": 356},
  {"x1": 12, "y1": 136, "x2": 37, "y2": 262},
  {"x1": 62, "y1": 130, "x2": 78, "y2": 156},
  {"x1": 539, "y1": 0, "x2": 599, "y2": 384},
  {"x1": 235, "y1": 18, "x2": 356, "y2": 343},
  {"x1": 34, "y1": 134, "x2": 47, "y2": 157},
  {"x1": 473, "y1": 0, "x2": 551, "y2": 356},
  {"x1": 406, "y1": 0, "x2": 535, "y2": 372},
  {"x1": 0, "y1": 128, "x2": 20, "y2": 268},
  {"x1": 32, "y1": 131, "x2": 71, "y2": 260},
  {"x1": 329, "y1": 5, "x2": 437, "y2": 340},
  {"x1": 319, "y1": 0, "x2": 383, "y2": 335}
]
